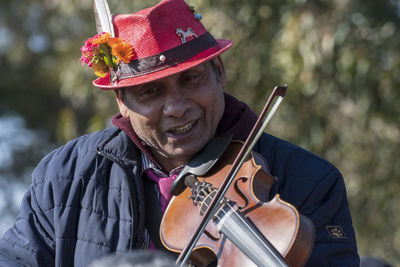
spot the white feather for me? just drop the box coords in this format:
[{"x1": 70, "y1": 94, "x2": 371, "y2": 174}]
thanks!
[{"x1": 93, "y1": 0, "x2": 115, "y2": 37}]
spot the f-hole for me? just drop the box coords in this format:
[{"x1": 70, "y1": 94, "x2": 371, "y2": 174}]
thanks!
[{"x1": 234, "y1": 177, "x2": 249, "y2": 209}]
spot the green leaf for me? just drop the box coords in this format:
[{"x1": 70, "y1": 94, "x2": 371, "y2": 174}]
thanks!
[{"x1": 103, "y1": 56, "x2": 110, "y2": 65}]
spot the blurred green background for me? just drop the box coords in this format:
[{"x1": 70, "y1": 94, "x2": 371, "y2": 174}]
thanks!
[{"x1": 0, "y1": 0, "x2": 399, "y2": 264}]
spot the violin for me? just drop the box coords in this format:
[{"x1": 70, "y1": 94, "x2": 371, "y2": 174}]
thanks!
[{"x1": 159, "y1": 86, "x2": 315, "y2": 266}]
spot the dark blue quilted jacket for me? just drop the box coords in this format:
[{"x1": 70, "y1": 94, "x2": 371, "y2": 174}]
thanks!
[{"x1": 0, "y1": 127, "x2": 359, "y2": 266}]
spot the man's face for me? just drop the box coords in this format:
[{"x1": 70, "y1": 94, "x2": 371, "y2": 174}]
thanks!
[{"x1": 116, "y1": 58, "x2": 226, "y2": 171}]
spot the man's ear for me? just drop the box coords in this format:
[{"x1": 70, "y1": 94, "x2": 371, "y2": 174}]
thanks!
[
  {"x1": 115, "y1": 89, "x2": 129, "y2": 118},
  {"x1": 214, "y1": 56, "x2": 227, "y2": 88}
]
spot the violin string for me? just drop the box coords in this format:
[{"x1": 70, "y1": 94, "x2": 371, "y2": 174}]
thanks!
[
  {"x1": 196, "y1": 188, "x2": 254, "y2": 234},
  {"x1": 200, "y1": 196, "x2": 283, "y2": 262},
  {"x1": 197, "y1": 187, "x2": 270, "y2": 249}
]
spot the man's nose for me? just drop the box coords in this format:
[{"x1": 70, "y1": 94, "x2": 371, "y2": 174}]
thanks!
[{"x1": 162, "y1": 86, "x2": 191, "y2": 118}]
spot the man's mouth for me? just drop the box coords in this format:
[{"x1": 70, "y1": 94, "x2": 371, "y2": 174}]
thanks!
[{"x1": 168, "y1": 121, "x2": 196, "y2": 136}]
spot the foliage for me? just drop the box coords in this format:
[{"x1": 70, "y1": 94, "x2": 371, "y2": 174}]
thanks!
[{"x1": 0, "y1": 0, "x2": 399, "y2": 264}]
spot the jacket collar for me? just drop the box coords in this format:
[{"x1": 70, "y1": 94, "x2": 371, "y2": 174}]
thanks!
[
  {"x1": 96, "y1": 127, "x2": 141, "y2": 169},
  {"x1": 216, "y1": 93, "x2": 257, "y2": 141}
]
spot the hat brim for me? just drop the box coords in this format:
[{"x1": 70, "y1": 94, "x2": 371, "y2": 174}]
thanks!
[{"x1": 93, "y1": 39, "x2": 233, "y2": 90}]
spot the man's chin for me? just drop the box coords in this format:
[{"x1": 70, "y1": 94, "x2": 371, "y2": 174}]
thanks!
[{"x1": 166, "y1": 145, "x2": 204, "y2": 163}]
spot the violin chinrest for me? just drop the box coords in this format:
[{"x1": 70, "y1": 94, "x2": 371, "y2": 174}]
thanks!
[{"x1": 171, "y1": 134, "x2": 232, "y2": 196}]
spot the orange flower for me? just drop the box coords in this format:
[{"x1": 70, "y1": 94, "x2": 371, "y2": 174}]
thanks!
[
  {"x1": 108, "y1": 37, "x2": 135, "y2": 63},
  {"x1": 91, "y1": 33, "x2": 111, "y2": 45},
  {"x1": 80, "y1": 33, "x2": 134, "y2": 77}
]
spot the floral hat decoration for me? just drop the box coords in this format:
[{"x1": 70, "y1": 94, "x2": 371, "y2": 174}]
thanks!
[
  {"x1": 82, "y1": 0, "x2": 233, "y2": 90},
  {"x1": 80, "y1": 32, "x2": 134, "y2": 78}
]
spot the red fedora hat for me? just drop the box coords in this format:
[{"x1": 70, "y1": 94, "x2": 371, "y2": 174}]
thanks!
[{"x1": 91, "y1": 0, "x2": 233, "y2": 90}]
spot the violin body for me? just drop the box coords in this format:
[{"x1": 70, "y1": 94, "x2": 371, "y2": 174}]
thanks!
[{"x1": 160, "y1": 142, "x2": 315, "y2": 267}]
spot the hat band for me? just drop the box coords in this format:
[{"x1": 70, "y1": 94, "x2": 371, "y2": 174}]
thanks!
[{"x1": 111, "y1": 32, "x2": 218, "y2": 83}]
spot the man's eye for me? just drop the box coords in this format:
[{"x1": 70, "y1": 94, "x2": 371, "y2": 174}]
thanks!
[
  {"x1": 183, "y1": 73, "x2": 201, "y2": 82},
  {"x1": 143, "y1": 87, "x2": 160, "y2": 95}
]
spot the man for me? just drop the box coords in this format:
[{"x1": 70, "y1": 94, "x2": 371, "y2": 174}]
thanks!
[{"x1": 0, "y1": 0, "x2": 359, "y2": 266}]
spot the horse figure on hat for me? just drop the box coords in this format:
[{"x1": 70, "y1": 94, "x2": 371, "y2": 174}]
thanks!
[{"x1": 176, "y1": 28, "x2": 198, "y2": 44}]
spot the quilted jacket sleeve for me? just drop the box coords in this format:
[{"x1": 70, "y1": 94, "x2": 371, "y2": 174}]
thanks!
[
  {"x1": 301, "y1": 169, "x2": 359, "y2": 267},
  {"x1": 0, "y1": 183, "x2": 55, "y2": 266}
]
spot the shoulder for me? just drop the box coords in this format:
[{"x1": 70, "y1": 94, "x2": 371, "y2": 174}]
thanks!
[
  {"x1": 31, "y1": 127, "x2": 121, "y2": 186},
  {"x1": 255, "y1": 133, "x2": 343, "y2": 207},
  {"x1": 257, "y1": 133, "x2": 337, "y2": 179},
  {"x1": 29, "y1": 127, "x2": 139, "y2": 215}
]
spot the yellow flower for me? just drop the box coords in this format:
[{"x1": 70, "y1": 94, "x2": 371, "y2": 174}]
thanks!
[
  {"x1": 108, "y1": 37, "x2": 134, "y2": 63},
  {"x1": 92, "y1": 61, "x2": 109, "y2": 77}
]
